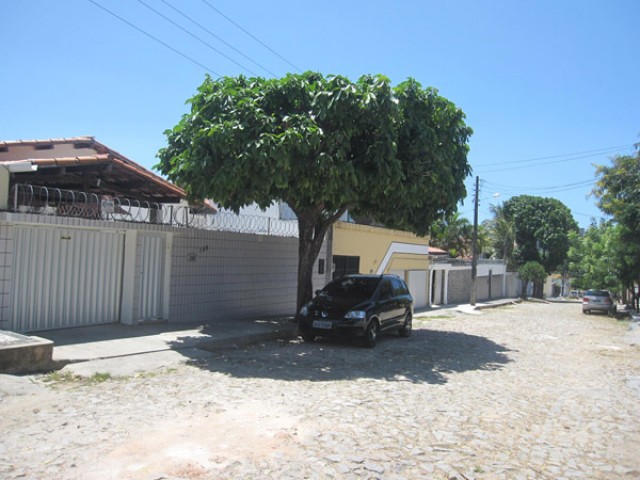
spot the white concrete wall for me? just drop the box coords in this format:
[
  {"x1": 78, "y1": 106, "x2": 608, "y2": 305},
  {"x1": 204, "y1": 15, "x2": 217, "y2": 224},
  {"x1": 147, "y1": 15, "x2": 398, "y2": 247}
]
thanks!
[{"x1": 0, "y1": 212, "x2": 321, "y2": 331}]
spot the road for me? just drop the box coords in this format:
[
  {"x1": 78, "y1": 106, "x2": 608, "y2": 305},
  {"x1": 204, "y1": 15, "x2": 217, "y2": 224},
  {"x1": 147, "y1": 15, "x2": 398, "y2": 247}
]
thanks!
[{"x1": 1, "y1": 302, "x2": 639, "y2": 479}]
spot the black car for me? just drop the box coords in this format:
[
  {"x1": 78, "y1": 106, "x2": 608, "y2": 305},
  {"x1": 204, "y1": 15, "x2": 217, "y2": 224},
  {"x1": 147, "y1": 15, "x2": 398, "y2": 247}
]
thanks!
[{"x1": 297, "y1": 274, "x2": 414, "y2": 347}]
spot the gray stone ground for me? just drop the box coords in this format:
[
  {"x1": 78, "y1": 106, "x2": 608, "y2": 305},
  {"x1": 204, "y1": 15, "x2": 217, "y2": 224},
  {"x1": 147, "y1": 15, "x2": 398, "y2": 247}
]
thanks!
[{"x1": 1, "y1": 302, "x2": 639, "y2": 479}]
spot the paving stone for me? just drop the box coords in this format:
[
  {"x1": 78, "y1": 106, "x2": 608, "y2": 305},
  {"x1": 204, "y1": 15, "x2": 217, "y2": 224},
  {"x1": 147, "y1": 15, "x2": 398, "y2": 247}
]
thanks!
[{"x1": 1, "y1": 303, "x2": 639, "y2": 479}]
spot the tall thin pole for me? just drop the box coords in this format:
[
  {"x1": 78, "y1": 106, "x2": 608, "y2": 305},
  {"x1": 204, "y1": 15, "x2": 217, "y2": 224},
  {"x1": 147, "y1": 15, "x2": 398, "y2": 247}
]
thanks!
[{"x1": 470, "y1": 176, "x2": 479, "y2": 306}]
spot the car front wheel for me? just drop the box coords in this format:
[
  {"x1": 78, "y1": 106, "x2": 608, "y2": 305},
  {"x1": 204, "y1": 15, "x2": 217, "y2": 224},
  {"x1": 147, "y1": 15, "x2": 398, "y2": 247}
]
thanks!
[
  {"x1": 363, "y1": 319, "x2": 379, "y2": 348},
  {"x1": 301, "y1": 332, "x2": 316, "y2": 342},
  {"x1": 399, "y1": 311, "x2": 412, "y2": 337}
]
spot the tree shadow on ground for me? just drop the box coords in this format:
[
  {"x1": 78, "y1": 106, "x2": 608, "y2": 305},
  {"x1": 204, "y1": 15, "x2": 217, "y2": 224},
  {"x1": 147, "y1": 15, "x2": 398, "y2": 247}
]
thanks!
[{"x1": 170, "y1": 328, "x2": 514, "y2": 385}]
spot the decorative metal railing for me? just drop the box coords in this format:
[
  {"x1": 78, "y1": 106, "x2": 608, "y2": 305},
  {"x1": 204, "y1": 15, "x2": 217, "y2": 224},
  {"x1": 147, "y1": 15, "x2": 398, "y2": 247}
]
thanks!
[{"x1": 9, "y1": 184, "x2": 299, "y2": 237}]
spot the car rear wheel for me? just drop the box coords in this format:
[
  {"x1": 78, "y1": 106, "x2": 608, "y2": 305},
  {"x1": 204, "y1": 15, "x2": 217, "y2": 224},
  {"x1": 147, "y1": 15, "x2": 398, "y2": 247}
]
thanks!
[
  {"x1": 363, "y1": 319, "x2": 379, "y2": 348},
  {"x1": 399, "y1": 311, "x2": 412, "y2": 337}
]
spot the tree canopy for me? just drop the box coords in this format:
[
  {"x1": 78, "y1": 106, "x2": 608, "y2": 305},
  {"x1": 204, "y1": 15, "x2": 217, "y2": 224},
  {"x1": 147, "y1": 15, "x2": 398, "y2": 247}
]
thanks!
[
  {"x1": 518, "y1": 261, "x2": 547, "y2": 299},
  {"x1": 501, "y1": 195, "x2": 578, "y2": 274},
  {"x1": 567, "y1": 221, "x2": 620, "y2": 292},
  {"x1": 156, "y1": 72, "x2": 472, "y2": 310},
  {"x1": 592, "y1": 145, "x2": 640, "y2": 310},
  {"x1": 430, "y1": 213, "x2": 473, "y2": 258}
]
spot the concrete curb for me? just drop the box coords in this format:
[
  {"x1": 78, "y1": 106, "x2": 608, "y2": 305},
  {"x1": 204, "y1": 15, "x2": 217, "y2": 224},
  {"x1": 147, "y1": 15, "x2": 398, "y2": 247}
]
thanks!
[
  {"x1": 0, "y1": 332, "x2": 54, "y2": 374},
  {"x1": 474, "y1": 299, "x2": 522, "y2": 310}
]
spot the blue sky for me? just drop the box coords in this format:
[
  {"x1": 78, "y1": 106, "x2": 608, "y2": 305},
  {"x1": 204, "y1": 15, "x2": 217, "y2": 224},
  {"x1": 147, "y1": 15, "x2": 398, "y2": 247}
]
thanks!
[{"x1": 2, "y1": 0, "x2": 638, "y2": 228}]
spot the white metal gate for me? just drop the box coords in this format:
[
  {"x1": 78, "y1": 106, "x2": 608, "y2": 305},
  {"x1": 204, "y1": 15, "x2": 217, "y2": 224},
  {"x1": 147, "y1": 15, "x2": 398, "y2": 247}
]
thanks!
[
  {"x1": 408, "y1": 270, "x2": 428, "y2": 309},
  {"x1": 138, "y1": 234, "x2": 165, "y2": 321},
  {"x1": 11, "y1": 225, "x2": 125, "y2": 332}
]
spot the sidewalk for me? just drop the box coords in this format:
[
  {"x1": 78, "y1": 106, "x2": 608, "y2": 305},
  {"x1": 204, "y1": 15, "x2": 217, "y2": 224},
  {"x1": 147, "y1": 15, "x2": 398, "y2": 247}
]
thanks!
[
  {"x1": 5, "y1": 298, "x2": 521, "y2": 378},
  {"x1": 415, "y1": 297, "x2": 521, "y2": 317},
  {"x1": 35, "y1": 316, "x2": 298, "y2": 377}
]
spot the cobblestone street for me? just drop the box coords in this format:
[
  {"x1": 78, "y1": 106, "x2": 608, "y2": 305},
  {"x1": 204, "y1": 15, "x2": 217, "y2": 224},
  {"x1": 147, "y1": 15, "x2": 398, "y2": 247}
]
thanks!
[{"x1": 2, "y1": 302, "x2": 639, "y2": 479}]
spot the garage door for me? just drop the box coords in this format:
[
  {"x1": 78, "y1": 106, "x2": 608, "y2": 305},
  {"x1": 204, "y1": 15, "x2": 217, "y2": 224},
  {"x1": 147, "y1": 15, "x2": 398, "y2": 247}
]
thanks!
[
  {"x1": 11, "y1": 225, "x2": 125, "y2": 332},
  {"x1": 408, "y1": 270, "x2": 428, "y2": 309}
]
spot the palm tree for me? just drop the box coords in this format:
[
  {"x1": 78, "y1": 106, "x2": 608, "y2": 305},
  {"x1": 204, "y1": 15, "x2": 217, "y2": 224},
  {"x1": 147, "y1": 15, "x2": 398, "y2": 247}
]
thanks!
[
  {"x1": 486, "y1": 204, "x2": 517, "y2": 270},
  {"x1": 430, "y1": 212, "x2": 473, "y2": 258}
]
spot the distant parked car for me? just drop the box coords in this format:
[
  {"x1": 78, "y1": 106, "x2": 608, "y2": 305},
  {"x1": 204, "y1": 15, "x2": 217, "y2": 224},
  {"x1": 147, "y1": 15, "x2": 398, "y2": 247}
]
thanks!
[
  {"x1": 582, "y1": 289, "x2": 617, "y2": 315},
  {"x1": 297, "y1": 274, "x2": 414, "y2": 347}
]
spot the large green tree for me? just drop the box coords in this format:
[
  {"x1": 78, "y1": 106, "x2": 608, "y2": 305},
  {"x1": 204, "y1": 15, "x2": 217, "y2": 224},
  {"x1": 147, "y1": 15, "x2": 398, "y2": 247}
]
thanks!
[
  {"x1": 157, "y1": 72, "x2": 472, "y2": 311},
  {"x1": 567, "y1": 221, "x2": 620, "y2": 292},
  {"x1": 501, "y1": 195, "x2": 578, "y2": 298},
  {"x1": 502, "y1": 195, "x2": 578, "y2": 273},
  {"x1": 592, "y1": 145, "x2": 640, "y2": 310}
]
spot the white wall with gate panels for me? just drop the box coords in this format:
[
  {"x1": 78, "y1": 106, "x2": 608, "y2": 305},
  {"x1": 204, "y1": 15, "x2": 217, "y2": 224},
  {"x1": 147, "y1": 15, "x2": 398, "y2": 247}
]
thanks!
[
  {"x1": 168, "y1": 229, "x2": 300, "y2": 323},
  {"x1": 0, "y1": 212, "x2": 327, "y2": 333},
  {"x1": 407, "y1": 271, "x2": 428, "y2": 309},
  {"x1": 138, "y1": 234, "x2": 167, "y2": 321},
  {"x1": 11, "y1": 225, "x2": 126, "y2": 332}
]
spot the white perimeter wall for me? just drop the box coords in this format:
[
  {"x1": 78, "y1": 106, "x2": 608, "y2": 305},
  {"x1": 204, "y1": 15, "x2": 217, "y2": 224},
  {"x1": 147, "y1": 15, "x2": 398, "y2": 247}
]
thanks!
[{"x1": 0, "y1": 212, "x2": 327, "y2": 331}]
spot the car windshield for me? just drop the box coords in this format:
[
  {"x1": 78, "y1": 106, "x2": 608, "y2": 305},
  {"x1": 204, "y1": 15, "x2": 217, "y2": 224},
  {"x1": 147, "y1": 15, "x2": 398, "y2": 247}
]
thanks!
[
  {"x1": 321, "y1": 277, "x2": 380, "y2": 300},
  {"x1": 585, "y1": 290, "x2": 609, "y2": 296}
]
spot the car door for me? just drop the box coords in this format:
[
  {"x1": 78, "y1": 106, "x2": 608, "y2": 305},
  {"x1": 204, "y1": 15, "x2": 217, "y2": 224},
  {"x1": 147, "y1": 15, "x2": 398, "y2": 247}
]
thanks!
[
  {"x1": 389, "y1": 277, "x2": 410, "y2": 326},
  {"x1": 375, "y1": 279, "x2": 397, "y2": 330}
]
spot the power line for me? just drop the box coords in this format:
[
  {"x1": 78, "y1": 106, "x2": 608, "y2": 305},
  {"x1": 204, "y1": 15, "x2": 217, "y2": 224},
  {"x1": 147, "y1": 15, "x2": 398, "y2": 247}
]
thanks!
[
  {"x1": 483, "y1": 178, "x2": 596, "y2": 196},
  {"x1": 200, "y1": 0, "x2": 303, "y2": 73},
  {"x1": 87, "y1": 0, "x2": 222, "y2": 76},
  {"x1": 476, "y1": 147, "x2": 633, "y2": 174},
  {"x1": 135, "y1": 0, "x2": 258, "y2": 76},
  {"x1": 572, "y1": 210, "x2": 605, "y2": 219},
  {"x1": 475, "y1": 144, "x2": 633, "y2": 168},
  {"x1": 158, "y1": 0, "x2": 278, "y2": 77}
]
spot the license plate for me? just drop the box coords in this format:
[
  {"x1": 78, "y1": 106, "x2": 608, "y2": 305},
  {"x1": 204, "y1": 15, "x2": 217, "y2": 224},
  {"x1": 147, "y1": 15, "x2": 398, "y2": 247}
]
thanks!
[{"x1": 313, "y1": 320, "x2": 332, "y2": 329}]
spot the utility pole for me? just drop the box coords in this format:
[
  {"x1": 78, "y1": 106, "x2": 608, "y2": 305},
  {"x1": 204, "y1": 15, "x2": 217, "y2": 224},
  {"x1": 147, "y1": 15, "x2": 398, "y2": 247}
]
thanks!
[{"x1": 470, "y1": 175, "x2": 479, "y2": 306}]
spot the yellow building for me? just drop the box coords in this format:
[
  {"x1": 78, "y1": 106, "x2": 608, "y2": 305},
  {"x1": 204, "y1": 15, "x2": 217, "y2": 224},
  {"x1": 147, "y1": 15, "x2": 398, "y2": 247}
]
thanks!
[{"x1": 330, "y1": 221, "x2": 431, "y2": 309}]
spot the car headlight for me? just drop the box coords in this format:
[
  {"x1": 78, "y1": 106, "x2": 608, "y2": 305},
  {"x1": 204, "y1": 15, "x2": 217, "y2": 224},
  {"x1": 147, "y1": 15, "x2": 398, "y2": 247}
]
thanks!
[{"x1": 345, "y1": 310, "x2": 366, "y2": 320}]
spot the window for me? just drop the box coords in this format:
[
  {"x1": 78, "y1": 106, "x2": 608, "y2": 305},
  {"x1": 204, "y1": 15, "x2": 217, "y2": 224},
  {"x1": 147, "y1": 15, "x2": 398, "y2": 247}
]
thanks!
[
  {"x1": 378, "y1": 280, "x2": 393, "y2": 300},
  {"x1": 332, "y1": 255, "x2": 360, "y2": 279},
  {"x1": 391, "y1": 278, "x2": 408, "y2": 296},
  {"x1": 321, "y1": 276, "x2": 380, "y2": 300},
  {"x1": 318, "y1": 259, "x2": 325, "y2": 275}
]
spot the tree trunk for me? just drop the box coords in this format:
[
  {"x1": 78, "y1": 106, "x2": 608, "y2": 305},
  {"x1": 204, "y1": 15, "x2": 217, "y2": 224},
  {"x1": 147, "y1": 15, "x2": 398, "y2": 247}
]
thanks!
[
  {"x1": 533, "y1": 280, "x2": 544, "y2": 299},
  {"x1": 294, "y1": 207, "x2": 348, "y2": 314},
  {"x1": 297, "y1": 221, "x2": 321, "y2": 313},
  {"x1": 295, "y1": 214, "x2": 331, "y2": 314}
]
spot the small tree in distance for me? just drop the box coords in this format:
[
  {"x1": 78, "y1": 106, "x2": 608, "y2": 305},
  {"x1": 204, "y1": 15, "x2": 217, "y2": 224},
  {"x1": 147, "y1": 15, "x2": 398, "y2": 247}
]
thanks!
[
  {"x1": 157, "y1": 72, "x2": 472, "y2": 312},
  {"x1": 518, "y1": 261, "x2": 547, "y2": 299}
]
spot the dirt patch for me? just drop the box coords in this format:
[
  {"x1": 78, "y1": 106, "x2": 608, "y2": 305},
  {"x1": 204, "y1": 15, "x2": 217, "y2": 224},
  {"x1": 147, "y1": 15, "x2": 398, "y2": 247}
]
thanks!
[{"x1": 79, "y1": 401, "x2": 302, "y2": 479}]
